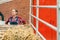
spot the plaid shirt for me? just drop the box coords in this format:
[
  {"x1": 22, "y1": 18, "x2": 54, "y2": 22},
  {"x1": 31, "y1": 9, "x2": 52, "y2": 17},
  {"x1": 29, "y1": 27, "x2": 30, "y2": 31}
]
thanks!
[{"x1": 5, "y1": 16, "x2": 26, "y2": 25}]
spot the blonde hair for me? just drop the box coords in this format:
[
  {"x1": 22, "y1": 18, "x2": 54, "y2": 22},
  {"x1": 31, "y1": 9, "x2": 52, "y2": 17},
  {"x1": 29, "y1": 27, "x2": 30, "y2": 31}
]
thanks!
[{"x1": 12, "y1": 9, "x2": 18, "y2": 12}]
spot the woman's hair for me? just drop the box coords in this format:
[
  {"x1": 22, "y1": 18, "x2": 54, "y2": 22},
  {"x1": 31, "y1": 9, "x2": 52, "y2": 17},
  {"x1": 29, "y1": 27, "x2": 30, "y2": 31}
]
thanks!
[
  {"x1": 15, "y1": 9, "x2": 18, "y2": 12},
  {"x1": 12, "y1": 9, "x2": 18, "y2": 15},
  {"x1": 12, "y1": 9, "x2": 18, "y2": 12}
]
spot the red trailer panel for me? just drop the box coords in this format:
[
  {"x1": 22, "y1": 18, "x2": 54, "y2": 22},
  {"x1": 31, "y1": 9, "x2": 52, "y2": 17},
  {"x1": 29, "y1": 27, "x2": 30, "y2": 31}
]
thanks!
[
  {"x1": 39, "y1": 0, "x2": 57, "y2": 5},
  {"x1": 33, "y1": 0, "x2": 36, "y2": 5},
  {"x1": 32, "y1": 0, "x2": 57, "y2": 40},
  {"x1": 38, "y1": 8, "x2": 57, "y2": 40},
  {"x1": 38, "y1": 21, "x2": 57, "y2": 40},
  {"x1": 32, "y1": 7, "x2": 36, "y2": 16}
]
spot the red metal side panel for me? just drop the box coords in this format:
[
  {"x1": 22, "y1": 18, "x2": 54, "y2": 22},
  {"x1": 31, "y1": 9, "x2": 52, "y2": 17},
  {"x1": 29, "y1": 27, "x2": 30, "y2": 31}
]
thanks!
[
  {"x1": 39, "y1": 0, "x2": 57, "y2": 5},
  {"x1": 50, "y1": 8, "x2": 57, "y2": 27},
  {"x1": 32, "y1": 7, "x2": 36, "y2": 28},
  {"x1": 33, "y1": 17, "x2": 36, "y2": 28},
  {"x1": 32, "y1": 7, "x2": 36, "y2": 34},
  {"x1": 32, "y1": 0, "x2": 57, "y2": 40},
  {"x1": 38, "y1": 8, "x2": 57, "y2": 40},
  {"x1": 32, "y1": 7, "x2": 36, "y2": 16},
  {"x1": 32, "y1": 17, "x2": 36, "y2": 33},
  {"x1": 39, "y1": 8, "x2": 57, "y2": 26},
  {"x1": 38, "y1": 21, "x2": 57, "y2": 40},
  {"x1": 39, "y1": 8, "x2": 50, "y2": 23},
  {"x1": 33, "y1": 0, "x2": 36, "y2": 5}
]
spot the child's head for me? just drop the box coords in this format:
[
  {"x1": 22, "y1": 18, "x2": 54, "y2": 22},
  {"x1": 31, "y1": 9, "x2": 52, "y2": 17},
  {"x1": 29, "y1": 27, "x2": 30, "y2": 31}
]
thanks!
[{"x1": 12, "y1": 9, "x2": 18, "y2": 16}]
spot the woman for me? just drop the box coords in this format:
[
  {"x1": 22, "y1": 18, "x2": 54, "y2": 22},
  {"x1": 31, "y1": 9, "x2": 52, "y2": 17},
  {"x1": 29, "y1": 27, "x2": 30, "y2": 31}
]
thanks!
[{"x1": 5, "y1": 9, "x2": 26, "y2": 25}]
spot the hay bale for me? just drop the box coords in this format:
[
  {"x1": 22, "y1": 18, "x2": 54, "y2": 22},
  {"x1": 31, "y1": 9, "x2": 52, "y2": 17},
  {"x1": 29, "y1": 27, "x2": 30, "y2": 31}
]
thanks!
[{"x1": 2, "y1": 25, "x2": 41, "y2": 40}]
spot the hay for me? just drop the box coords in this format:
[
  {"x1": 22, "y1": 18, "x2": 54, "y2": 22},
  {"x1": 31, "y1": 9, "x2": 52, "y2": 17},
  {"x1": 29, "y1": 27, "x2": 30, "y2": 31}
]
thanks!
[{"x1": 2, "y1": 25, "x2": 41, "y2": 40}]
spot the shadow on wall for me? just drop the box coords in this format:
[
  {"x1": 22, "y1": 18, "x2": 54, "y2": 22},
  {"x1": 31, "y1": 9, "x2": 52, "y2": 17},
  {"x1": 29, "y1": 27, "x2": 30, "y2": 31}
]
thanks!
[{"x1": 0, "y1": 12, "x2": 4, "y2": 21}]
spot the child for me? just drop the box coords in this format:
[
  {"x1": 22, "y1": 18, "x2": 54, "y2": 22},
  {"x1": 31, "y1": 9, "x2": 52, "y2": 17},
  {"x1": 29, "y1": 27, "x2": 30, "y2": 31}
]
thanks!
[{"x1": 5, "y1": 9, "x2": 26, "y2": 25}]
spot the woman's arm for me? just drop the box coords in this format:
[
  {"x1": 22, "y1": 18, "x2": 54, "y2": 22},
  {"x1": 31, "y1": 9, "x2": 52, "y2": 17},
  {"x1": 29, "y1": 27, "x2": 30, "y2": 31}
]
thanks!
[
  {"x1": 18, "y1": 17, "x2": 26, "y2": 24},
  {"x1": 22, "y1": 19, "x2": 26, "y2": 24},
  {"x1": 5, "y1": 18, "x2": 9, "y2": 24}
]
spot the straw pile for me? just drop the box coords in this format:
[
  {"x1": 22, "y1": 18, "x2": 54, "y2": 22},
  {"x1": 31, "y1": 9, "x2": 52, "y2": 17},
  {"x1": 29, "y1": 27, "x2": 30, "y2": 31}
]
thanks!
[{"x1": 2, "y1": 24, "x2": 41, "y2": 40}]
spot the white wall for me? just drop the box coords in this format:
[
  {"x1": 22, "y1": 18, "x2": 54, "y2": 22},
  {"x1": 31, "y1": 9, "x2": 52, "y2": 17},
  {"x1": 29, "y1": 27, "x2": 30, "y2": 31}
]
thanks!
[{"x1": 0, "y1": 0, "x2": 12, "y2": 4}]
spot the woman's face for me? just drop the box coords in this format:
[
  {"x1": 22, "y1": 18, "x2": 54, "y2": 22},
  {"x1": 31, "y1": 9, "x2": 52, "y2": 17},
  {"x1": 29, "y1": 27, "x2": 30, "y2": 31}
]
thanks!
[{"x1": 12, "y1": 10, "x2": 17, "y2": 16}]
